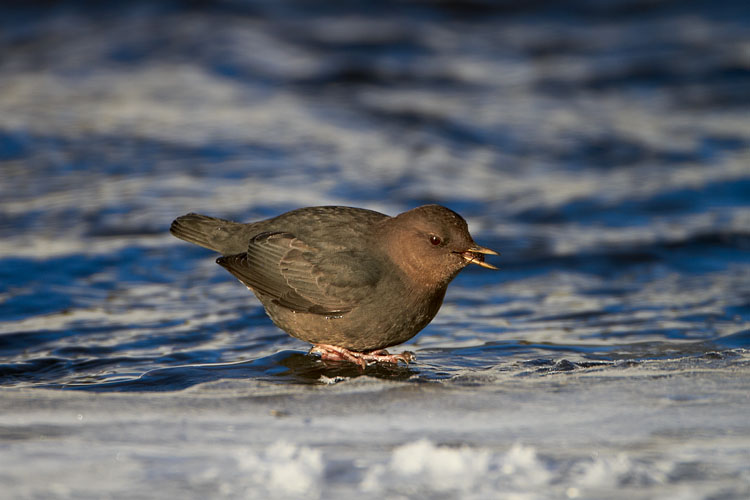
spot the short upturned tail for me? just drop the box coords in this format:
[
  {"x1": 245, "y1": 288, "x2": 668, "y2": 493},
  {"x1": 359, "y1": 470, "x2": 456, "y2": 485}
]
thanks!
[{"x1": 170, "y1": 213, "x2": 241, "y2": 254}]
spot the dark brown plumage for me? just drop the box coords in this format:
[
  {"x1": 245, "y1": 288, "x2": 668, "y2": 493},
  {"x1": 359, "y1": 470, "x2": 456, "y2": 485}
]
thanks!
[{"x1": 170, "y1": 205, "x2": 497, "y2": 366}]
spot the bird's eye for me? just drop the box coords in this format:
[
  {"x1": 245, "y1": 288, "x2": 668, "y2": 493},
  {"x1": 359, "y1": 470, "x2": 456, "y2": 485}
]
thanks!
[{"x1": 430, "y1": 235, "x2": 442, "y2": 246}]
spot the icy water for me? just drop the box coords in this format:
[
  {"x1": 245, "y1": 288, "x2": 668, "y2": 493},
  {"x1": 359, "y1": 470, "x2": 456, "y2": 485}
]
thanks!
[{"x1": 1, "y1": 1, "x2": 750, "y2": 498}]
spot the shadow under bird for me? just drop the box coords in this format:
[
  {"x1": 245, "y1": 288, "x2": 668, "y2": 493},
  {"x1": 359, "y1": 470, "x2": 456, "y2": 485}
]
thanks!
[{"x1": 170, "y1": 205, "x2": 498, "y2": 367}]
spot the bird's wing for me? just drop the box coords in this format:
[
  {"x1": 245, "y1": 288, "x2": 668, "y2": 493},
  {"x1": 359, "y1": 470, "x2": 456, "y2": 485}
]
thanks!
[{"x1": 216, "y1": 232, "x2": 380, "y2": 315}]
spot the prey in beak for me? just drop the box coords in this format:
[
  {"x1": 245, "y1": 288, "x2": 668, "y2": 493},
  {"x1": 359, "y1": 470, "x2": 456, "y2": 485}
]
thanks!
[{"x1": 459, "y1": 245, "x2": 499, "y2": 270}]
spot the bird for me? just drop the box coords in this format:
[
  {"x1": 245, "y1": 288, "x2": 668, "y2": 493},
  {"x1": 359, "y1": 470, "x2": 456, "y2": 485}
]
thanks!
[{"x1": 169, "y1": 204, "x2": 498, "y2": 368}]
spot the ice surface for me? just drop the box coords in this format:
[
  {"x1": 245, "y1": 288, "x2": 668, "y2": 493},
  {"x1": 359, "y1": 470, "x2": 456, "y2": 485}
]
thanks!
[{"x1": 2, "y1": 351, "x2": 749, "y2": 499}]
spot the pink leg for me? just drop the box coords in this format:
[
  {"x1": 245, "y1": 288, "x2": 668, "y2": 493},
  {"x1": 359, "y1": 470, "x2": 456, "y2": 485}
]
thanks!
[{"x1": 309, "y1": 344, "x2": 415, "y2": 368}]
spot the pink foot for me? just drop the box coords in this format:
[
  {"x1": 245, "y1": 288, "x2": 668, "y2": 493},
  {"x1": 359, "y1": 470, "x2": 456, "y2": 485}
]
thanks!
[{"x1": 309, "y1": 344, "x2": 415, "y2": 368}]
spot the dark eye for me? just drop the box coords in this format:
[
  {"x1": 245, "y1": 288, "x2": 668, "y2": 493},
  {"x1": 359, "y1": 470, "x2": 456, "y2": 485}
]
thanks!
[{"x1": 429, "y1": 235, "x2": 442, "y2": 246}]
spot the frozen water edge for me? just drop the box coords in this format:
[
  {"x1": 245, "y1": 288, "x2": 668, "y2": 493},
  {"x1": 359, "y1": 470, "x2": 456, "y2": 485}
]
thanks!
[{"x1": 1, "y1": 351, "x2": 748, "y2": 500}]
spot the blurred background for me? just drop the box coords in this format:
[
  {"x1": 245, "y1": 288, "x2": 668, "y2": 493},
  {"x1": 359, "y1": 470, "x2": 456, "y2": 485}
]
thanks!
[
  {"x1": 1, "y1": 0, "x2": 747, "y2": 371},
  {"x1": 0, "y1": 0, "x2": 749, "y2": 498}
]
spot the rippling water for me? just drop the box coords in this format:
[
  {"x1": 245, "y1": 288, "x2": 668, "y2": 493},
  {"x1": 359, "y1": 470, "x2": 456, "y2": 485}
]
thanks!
[{"x1": 1, "y1": 1, "x2": 749, "y2": 498}]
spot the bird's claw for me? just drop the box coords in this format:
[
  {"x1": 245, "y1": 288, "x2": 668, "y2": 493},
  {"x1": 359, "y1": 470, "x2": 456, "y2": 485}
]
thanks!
[{"x1": 310, "y1": 344, "x2": 415, "y2": 368}]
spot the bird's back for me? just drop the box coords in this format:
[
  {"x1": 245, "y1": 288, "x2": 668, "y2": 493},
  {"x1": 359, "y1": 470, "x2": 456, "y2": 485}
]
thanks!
[{"x1": 170, "y1": 206, "x2": 389, "y2": 256}]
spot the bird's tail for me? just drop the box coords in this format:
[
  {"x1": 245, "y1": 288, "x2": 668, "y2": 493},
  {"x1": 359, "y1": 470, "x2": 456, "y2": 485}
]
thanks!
[{"x1": 170, "y1": 213, "x2": 241, "y2": 254}]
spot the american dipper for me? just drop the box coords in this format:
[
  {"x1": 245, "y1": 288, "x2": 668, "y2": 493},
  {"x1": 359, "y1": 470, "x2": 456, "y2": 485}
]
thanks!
[{"x1": 170, "y1": 205, "x2": 498, "y2": 367}]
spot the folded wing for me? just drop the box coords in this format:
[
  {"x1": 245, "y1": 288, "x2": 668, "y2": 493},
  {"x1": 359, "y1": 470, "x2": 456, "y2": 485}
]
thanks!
[{"x1": 217, "y1": 232, "x2": 380, "y2": 315}]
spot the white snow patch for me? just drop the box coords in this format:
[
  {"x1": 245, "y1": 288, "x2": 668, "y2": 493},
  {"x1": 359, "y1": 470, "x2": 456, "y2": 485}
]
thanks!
[
  {"x1": 570, "y1": 453, "x2": 669, "y2": 489},
  {"x1": 358, "y1": 439, "x2": 683, "y2": 499},
  {"x1": 361, "y1": 440, "x2": 548, "y2": 497},
  {"x1": 234, "y1": 441, "x2": 325, "y2": 499}
]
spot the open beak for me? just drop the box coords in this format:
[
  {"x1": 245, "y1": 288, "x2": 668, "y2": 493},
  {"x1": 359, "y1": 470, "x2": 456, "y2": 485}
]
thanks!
[{"x1": 460, "y1": 244, "x2": 499, "y2": 270}]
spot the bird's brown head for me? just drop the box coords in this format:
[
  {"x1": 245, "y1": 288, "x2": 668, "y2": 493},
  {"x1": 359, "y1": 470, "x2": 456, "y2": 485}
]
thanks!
[{"x1": 380, "y1": 205, "x2": 498, "y2": 289}]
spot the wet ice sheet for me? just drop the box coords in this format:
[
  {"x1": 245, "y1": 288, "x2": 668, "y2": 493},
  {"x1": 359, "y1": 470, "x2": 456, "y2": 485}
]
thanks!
[{"x1": 2, "y1": 347, "x2": 749, "y2": 499}]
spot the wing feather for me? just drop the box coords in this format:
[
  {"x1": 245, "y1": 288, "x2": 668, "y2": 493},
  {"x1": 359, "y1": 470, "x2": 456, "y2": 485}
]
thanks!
[{"x1": 216, "y1": 231, "x2": 379, "y2": 315}]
